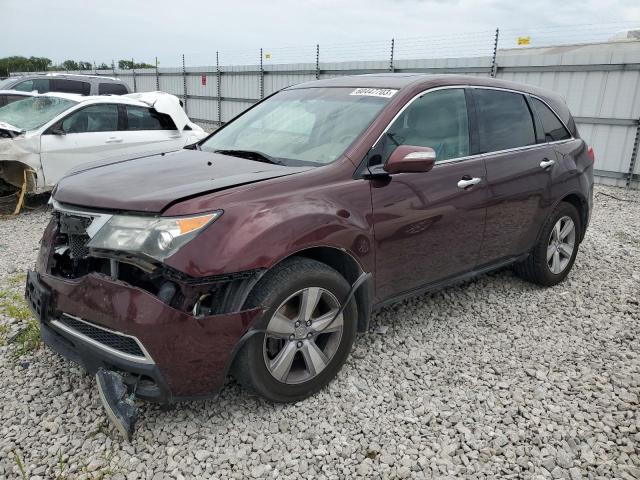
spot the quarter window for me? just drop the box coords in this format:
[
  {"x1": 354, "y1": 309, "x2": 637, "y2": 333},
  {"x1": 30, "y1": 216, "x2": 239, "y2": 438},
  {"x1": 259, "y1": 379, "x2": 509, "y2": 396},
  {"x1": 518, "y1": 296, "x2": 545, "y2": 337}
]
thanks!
[
  {"x1": 61, "y1": 104, "x2": 119, "y2": 133},
  {"x1": 51, "y1": 79, "x2": 91, "y2": 95},
  {"x1": 125, "y1": 106, "x2": 176, "y2": 130},
  {"x1": 474, "y1": 89, "x2": 536, "y2": 153},
  {"x1": 380, "y1": 88, "x2": 470, "y2": 164},
  {"x1": 531, "y1": 97, "x2": 571, "y2": 142}
]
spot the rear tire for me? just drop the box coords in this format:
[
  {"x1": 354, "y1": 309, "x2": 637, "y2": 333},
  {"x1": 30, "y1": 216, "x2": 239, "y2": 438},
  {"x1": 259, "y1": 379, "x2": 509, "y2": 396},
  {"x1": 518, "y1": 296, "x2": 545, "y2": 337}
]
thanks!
[
  {"x1": 232, "y1": 257, "x2": 357, "y2": 402},
  {"x1": 516, "y1": 202, "x2": 581, "y2": 286}
]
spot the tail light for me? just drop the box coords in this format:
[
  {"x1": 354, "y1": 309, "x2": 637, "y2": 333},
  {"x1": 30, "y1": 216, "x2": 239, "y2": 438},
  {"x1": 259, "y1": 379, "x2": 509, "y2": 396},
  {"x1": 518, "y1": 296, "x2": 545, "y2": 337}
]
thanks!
[{"x1": 587, "y1": 146, "x2": 595, "y2": 164}]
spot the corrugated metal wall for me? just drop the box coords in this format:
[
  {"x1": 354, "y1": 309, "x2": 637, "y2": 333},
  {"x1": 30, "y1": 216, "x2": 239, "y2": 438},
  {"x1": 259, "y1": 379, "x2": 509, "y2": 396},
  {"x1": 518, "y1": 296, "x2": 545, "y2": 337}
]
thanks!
[{"x1": 18, "y1": 40, "x2": 640, "y2": 188}]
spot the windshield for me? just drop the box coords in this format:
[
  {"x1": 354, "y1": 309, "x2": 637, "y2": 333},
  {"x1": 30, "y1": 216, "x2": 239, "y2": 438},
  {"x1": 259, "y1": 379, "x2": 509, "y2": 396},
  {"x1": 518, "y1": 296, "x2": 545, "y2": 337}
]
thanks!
[
  {"x1": 0, "y1": 96, "x2": 77, "y2": 131},
  {"x1": 201, "y1": 87, "x2": 394, "y2": 166}
]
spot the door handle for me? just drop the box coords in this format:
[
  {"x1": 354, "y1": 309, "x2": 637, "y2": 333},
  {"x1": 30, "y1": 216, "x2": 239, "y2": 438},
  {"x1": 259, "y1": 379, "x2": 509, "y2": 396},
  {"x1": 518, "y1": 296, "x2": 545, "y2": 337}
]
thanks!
[
  {"x1": 540, "y1": 159, "x2": 555, "y2": 169},
  {"x1": 106, "y1": 137, "x2": 123, "y2": 143},
  {"x1": 169, "y1": 134, "x2": 182, "y2": 139},
  {"x1": 457, "y1": 177, "x2": 482, "y2": 189}
]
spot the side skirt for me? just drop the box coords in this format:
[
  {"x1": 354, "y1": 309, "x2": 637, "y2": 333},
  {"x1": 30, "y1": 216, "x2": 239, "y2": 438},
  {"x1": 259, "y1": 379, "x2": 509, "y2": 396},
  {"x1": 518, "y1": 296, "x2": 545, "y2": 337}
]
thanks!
[{"x1": 372, "y1": 254, "x2": 529, "y2": 311}]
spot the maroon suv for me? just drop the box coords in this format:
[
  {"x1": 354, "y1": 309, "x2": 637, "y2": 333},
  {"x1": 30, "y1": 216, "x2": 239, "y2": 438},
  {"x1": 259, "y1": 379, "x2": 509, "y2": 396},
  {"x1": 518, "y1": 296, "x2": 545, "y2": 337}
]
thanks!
[{"x1": 27, "y1": 74, "x2": 594, "y2": 405}]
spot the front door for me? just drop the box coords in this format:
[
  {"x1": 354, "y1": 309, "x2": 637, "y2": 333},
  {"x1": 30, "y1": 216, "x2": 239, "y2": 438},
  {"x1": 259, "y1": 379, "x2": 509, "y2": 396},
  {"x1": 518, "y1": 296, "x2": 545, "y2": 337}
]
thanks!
[
  {"x1": 369, "y1": 88, "x2": 488, "y2": 302},
  {"x1": 41, "y1": 103, "x2": 124, "y2": 185}
]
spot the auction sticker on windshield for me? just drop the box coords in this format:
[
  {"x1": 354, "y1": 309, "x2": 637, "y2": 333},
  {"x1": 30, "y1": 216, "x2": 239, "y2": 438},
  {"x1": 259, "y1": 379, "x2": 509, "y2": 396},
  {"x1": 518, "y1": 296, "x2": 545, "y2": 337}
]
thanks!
[{"x1": 349, "y1": 88, "x2": 398, "y2": 98}]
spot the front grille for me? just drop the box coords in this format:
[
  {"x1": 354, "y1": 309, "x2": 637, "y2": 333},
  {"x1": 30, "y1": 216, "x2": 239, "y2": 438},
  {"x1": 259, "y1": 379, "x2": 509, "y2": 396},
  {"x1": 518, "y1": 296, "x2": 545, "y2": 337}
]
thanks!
[
  {"x1": 68, "y1": 234, "x2": 90, "y2": 258},
  {"x1": 56, "y1": 315, "x2": 146, "y2": 359}
]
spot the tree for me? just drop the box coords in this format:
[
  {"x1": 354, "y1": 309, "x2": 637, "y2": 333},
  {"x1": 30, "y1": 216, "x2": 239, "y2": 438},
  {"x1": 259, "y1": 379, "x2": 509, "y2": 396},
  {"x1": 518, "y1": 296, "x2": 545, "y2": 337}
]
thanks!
[
  {"x1": 61, "y1": 60, "x2": 79, "y2": 71},
  {"x1": 0, "y1": 56, "x2": 52, "y2": 77},
  {"x1": 118, "y1": 59, "x2": 154, "y2": 70}
]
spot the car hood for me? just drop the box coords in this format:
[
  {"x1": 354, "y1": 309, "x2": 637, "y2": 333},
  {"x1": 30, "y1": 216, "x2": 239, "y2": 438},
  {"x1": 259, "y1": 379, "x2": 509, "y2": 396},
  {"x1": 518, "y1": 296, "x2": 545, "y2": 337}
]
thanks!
[
  {"x1": 53, "y1": 149, "x2": 312, "y2": 213},
  {"x1": 0, "y1": 121, "x2": 24, "y2": 137}
]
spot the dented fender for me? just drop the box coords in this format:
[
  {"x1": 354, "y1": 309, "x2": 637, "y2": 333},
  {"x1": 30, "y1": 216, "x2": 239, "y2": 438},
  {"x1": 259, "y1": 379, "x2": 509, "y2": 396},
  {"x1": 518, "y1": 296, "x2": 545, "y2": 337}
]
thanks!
[{"x1": 0, "y1": 133, "x2": 46, "y2": 193}]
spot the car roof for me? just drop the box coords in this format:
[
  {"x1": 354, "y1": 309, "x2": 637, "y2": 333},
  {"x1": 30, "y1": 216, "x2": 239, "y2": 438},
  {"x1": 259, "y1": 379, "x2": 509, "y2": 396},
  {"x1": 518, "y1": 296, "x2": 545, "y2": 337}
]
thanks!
[
  {"x1": 287, "y1": 73, "x2": 563, "y2": 100},
  {"x1": 0, "y1": 90, "x2": 36, "y2": 96},
  {"x1": 32, "y1": 91, "x2": 152, "y2": 107},
  {"x1": 6, "y1": 73, "x2": 123, "y2": 83}
]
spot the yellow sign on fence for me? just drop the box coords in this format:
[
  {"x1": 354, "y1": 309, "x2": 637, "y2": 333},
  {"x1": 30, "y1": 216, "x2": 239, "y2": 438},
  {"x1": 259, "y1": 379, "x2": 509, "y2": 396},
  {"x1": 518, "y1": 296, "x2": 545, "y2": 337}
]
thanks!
[
  {"x1": 264, "y1": 53, "x2": 272, "y2": 60},
  {"x1": 518, "y1": 36, "x2": 531, "y2": 45}
]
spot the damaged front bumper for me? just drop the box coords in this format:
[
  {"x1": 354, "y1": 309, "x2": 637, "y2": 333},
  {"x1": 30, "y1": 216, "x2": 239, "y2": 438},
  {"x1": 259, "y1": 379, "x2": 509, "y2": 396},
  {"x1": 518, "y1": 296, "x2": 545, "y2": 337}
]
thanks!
[
  {"x1": 28, "y1": 208, "x2": 265, "y2": 403},
  {"x1": 26, "y1": 269, "x2": 263, "y2": 403}
]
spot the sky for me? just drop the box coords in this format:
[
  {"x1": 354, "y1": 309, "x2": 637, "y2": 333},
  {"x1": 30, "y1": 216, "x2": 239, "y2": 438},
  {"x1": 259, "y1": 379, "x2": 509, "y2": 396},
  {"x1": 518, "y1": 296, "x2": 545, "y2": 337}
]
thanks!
[{"x1": 3, "y1": 0, "x2": 640, "y2": 67}]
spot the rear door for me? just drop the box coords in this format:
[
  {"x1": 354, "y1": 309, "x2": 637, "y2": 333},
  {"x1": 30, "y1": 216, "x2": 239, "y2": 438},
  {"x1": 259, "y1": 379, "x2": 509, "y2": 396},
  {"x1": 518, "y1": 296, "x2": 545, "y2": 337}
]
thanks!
[
  {"x1": 472, "y1": 87, "x2": 557, "y2": 265},
  {"x1": 116, "y1": 105, "x2": 185, "y2": 155},
  {"x1": 369, "y1": 87, "x2": 488, "y2": 301},
  {"x1": 40, "y1": 103, "x2": 125, "y2": 185}
]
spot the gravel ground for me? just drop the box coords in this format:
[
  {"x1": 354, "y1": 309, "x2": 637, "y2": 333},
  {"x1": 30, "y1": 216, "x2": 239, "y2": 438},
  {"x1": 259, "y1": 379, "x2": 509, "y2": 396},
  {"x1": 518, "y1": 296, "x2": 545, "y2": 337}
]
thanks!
[{"x1": 0, "y1": 185, "x2": 638, "y2": 480}]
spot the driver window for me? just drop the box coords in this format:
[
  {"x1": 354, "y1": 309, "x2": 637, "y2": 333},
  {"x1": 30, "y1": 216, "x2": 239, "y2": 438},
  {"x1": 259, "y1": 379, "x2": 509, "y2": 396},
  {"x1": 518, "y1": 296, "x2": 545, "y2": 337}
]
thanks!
[
  {"x1": 380, "y1": 88, "x2": 470, "y2": 164},
  {"x1": 61, "y1": 104, "x2": 119, "y2": 133}
]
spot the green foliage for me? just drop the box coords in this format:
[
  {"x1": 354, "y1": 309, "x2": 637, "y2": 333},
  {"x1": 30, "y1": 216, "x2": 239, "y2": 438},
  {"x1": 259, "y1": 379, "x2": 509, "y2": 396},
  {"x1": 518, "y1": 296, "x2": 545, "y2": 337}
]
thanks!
[
  {"x1": 0, "y1": 56, "x2": 153, "y2": 76},
  {"x1": 0, "y1": 56, "x2": 52, "y2": 77},
  {"x1": 118, "y1": 59, "x2": 154, "y2": 70},
  {"x1": 13, "y1": 450, "x2": 29, "y2": 480},
  {"x1": 0, "y1": 289, "x2": 41, "y2": 356}
]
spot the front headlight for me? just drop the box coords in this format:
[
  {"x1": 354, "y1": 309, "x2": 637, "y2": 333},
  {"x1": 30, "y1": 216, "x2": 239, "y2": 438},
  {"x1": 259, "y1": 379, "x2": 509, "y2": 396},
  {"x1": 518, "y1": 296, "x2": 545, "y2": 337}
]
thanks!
[{"x1": 87, "y1": 211, "x2": 222, "y2": 262}]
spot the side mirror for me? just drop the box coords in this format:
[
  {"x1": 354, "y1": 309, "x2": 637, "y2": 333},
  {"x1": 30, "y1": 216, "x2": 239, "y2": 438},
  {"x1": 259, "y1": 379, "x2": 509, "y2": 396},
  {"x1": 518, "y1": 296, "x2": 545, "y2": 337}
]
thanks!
[
  {"x1": 49, "y1": 125, "x2": 66, "y2": 136},
  {"x1": 384, "y1": 145, "x2": 436, "y2": 174}
]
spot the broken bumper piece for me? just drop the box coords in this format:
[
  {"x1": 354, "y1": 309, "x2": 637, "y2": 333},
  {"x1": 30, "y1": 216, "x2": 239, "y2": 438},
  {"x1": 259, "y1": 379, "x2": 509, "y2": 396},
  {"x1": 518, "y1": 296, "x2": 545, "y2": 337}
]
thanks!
[{"x1": 27, "y1": 270, "x2": 263, "y2": 403}]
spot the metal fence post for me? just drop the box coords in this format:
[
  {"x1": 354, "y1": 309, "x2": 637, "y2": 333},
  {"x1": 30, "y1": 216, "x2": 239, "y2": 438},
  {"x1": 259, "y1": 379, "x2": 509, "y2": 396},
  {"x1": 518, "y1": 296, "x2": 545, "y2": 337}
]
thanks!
[
  {"x1": 389, "y1": 38, "x2": 395, "y2": 72},
  {"x1": 182, "y1": 54, "x2": 187, "y2": 114},
  {"x1": 216, "y1": 51, "x2": 222, "y2": 126},
  {"x1": 155, "y1": 56, "x2": 159, "y2": 91},
  {"x1": 490, "y1": 28, "x2": 500, "y2": 78},
  {"x1": 259, "y1": 48, "x2": 264, "y2": 99},
  {"x1": 315, "y1": 44, "x2": 320, "y2": 80},
  {"x1": 626, "y1": 118, "x2": 640, "y2": 189},
  {"x1": 132, "y1": 58, "x2": 137, "y2": 92}
]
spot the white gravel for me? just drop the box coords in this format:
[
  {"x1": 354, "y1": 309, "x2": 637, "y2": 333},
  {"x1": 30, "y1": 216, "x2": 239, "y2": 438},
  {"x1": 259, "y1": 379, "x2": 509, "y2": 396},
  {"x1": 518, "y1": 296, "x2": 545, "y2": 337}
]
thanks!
[{"x1": 0, "y1": 185, "x2": 639, "y2": 479}]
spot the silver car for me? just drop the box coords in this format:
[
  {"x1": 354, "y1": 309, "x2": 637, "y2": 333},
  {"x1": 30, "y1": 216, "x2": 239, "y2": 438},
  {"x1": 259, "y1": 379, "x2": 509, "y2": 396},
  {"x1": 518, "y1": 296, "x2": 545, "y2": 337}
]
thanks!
[{"x1": 0, "y1": 74, "x2": 130, "y2": 96}]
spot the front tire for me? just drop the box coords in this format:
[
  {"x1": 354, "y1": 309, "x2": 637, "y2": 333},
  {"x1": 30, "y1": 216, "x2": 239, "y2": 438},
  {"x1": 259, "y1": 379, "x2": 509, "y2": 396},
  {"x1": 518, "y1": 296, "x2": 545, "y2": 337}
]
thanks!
[
  {"x1": 516, "y1": 202, "x2": 581, "y2": 286},
  {"x1": 233, "y1": 257, "x2": 357, "y2": 402}
]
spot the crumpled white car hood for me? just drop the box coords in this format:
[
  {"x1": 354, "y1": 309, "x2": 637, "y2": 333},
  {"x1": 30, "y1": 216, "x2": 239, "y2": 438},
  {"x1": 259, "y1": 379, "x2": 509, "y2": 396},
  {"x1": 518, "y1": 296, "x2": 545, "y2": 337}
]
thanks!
[
  {"x1": 124, "y1": 91, "x2": 191, "y2": 131},
  {"x1": 0, "y1": 121, "x2": 24, "y2": 135}
]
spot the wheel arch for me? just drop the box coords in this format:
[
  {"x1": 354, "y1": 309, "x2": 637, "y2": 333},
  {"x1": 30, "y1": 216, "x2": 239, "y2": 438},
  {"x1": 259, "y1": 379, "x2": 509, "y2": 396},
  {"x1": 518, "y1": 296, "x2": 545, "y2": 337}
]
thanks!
[
  {"x1": 557, "y1": 192, "x2": 588, "y2": 242},
  {"x1": 250, "y1": 246, "x2": 373, "y2": 333}
]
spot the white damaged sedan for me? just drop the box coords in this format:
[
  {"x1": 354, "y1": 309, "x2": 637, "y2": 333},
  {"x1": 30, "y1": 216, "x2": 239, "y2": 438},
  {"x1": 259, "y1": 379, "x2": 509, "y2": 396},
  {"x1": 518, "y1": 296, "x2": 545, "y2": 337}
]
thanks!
[{"x1": 0, "y1": 91, "x2": 207, "y2": 194}]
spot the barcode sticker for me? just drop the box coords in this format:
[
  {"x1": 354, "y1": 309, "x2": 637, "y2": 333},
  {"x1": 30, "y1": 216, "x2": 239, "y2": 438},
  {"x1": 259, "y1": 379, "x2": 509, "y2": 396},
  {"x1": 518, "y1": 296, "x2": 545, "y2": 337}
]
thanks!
[{"x1": 350, "y1": 88, "x2": 398, "y2": 98}]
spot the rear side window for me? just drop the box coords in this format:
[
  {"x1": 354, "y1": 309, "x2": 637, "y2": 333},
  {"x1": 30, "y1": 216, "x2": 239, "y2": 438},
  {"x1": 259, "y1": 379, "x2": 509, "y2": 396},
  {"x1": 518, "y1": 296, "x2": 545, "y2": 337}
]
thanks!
[
  {"x1": 474, "y1": 89, "x2": 536, "y2": 153},
  {"x1": 14, "y1": 79, "x2": 50, "y2": 93},
  {"x1": 51, "y1": 79, "x2": 91, "y2": 95},
  {"x1": 125, "y1": 106, "x2": 176, "y2": 130},
  {"x1": 99, "y1": 83, "x2": 128, "y2": 95},
  {"x1": 531, "y1": 97, "x2": 571, "y2": 142},
  {"x1": 381, "y1": 88, "x2": 470, "y2": 163},
  {"x1": 61, "y1": 104, "x2": 119, "y2": 133}
]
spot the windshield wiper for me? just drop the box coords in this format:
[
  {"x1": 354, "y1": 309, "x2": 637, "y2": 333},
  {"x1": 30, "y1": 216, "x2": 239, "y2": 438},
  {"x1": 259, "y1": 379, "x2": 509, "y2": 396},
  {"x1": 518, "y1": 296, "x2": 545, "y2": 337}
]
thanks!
[{"x1": 214, "y1": 149, "x2": 283, "y2": 165}]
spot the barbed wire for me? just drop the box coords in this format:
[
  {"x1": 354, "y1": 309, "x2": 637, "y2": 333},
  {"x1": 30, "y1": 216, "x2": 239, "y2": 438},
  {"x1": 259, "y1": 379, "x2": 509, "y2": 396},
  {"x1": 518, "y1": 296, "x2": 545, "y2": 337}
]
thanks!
[{"x1": 9, "y1": 21, "x2": 639, "y2": 74}]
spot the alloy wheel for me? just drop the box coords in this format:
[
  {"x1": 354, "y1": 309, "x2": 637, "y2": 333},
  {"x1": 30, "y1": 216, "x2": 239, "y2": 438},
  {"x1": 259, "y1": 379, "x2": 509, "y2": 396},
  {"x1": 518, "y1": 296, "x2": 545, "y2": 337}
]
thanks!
[
  {"x1": 263, "y1": 287, "x2": 343, "y2": 384},
  {"x1": 547, "y1": 216, "x2": 576, "y2": 274}
]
